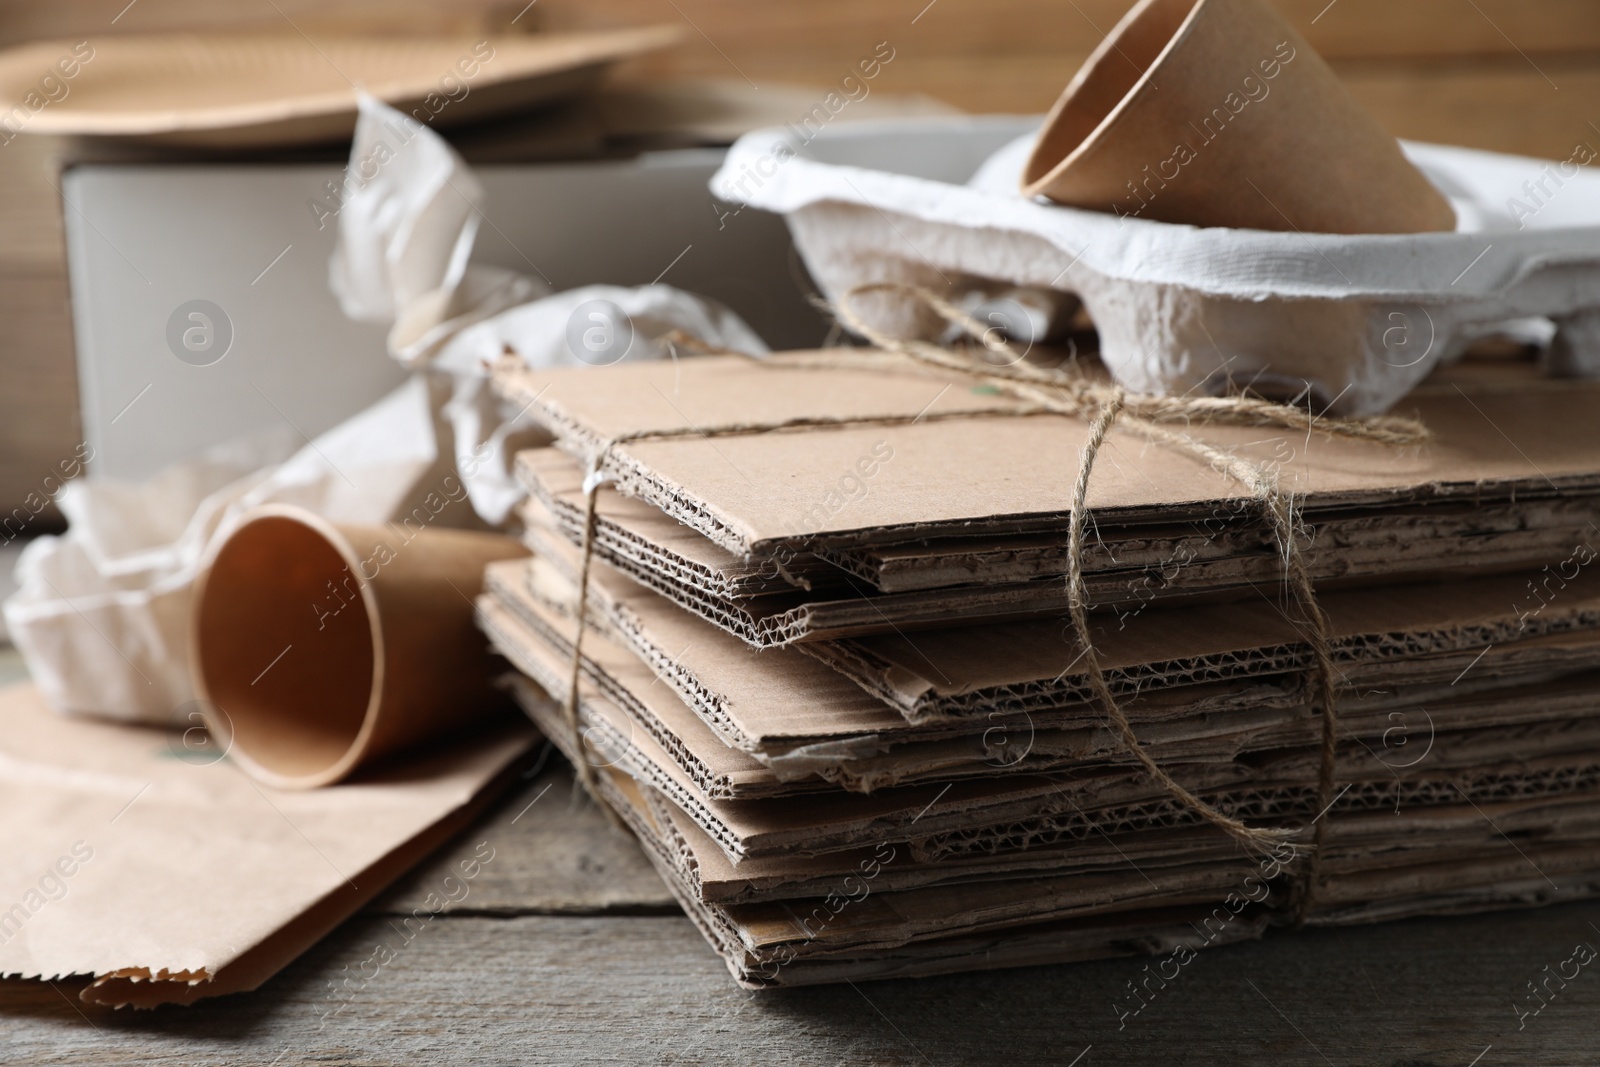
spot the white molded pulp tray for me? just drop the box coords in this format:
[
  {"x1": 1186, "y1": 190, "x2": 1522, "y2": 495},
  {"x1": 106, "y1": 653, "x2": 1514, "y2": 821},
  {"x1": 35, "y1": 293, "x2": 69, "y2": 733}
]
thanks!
[{"x1": 714, "y1": 116, "x2": 1600, "y2": 414}]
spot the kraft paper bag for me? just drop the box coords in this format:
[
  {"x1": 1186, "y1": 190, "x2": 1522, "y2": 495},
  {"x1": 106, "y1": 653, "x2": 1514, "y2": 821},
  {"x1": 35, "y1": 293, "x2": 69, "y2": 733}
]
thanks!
[{"x1": 0, "y1": 682, "x2": 534, "y2": 1007}]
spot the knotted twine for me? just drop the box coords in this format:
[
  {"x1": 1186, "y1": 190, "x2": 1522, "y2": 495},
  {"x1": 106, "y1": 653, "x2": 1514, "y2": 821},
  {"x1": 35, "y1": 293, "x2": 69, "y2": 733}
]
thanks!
[{"x1": 558, "y1": 281, "x2": 1430, "y2": 920}]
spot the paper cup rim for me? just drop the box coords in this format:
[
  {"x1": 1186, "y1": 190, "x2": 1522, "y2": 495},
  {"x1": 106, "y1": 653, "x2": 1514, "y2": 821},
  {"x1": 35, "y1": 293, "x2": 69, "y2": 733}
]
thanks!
[
  {"x1": 1020, "y1": 0, "x2": 1210, "y2": 198},
  {"x1": 191, "y1": 503, "x2": 385, "y2": 790}
]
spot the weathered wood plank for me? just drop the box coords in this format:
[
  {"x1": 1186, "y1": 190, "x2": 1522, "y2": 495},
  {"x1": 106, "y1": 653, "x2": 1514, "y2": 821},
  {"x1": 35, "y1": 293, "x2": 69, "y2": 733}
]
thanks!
[
  {"x1": 368, "y1": 753, "x2": 679, "y2": 917},
  {"x1": 7, "y1": 0, "x2": 1595, "y2": 61},
  {"x1": 1342, "y1": 59, "x2": 1590, "y2": 158},
  {"x1": 4, "y1": 900, "x2": 1600, "y2": 1065},
  {"x1": 0, "y1": 0, "x2": 509, "y2": 49},
  {"x1": 537, "y1": 0, "x2": 1600, "y2": 64},
  {"x1": 856, "y1": 53, "x2": 1595, "y2": 158}
]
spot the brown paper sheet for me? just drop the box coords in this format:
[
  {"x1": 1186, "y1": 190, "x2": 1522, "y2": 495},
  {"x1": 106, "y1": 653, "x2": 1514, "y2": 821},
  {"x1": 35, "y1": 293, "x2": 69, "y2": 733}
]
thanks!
[{"x1": 0, "y1": 683, "x2": 535, "y2": 1007}]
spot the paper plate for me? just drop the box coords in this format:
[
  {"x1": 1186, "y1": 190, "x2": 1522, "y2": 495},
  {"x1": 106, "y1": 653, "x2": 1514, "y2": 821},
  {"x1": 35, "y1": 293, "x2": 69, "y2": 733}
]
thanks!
[{"x1": 0, "y1": 28, "x2": 680, "y2": 147}]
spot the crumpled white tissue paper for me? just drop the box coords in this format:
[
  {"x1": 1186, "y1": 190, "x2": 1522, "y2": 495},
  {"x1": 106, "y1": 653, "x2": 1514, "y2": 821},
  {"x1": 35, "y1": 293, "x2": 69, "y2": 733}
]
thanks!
[
  {"x1": 4, "y1": 377, "x2": 451, "y2": 721},
  {"x1": 6, "y1": 94, "x2": 767, "y2": 723},
  {"x1": 332, "y1": 95, "x2": 768, "y2": 525}
]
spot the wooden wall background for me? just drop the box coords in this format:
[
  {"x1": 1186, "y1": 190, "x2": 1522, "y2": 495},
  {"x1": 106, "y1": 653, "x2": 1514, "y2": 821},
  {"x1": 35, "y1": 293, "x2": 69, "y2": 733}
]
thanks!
[{"x1": 1, "y1": 0, "x2": 1594, "y2": 517}]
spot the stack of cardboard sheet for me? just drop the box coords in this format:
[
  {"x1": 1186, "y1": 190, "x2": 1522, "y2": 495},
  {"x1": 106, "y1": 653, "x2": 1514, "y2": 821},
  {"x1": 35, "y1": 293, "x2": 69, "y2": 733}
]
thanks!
[{"x1": 477, "y1": 350, "x2": 1600, "y2": 986}]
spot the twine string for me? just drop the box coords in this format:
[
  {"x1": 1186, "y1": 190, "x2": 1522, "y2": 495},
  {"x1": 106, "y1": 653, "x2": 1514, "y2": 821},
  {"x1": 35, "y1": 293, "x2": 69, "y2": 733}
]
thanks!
[
  {"x1": 833, "y1": 283, "x2": 1424, "y2": 915},
  {"x1": 558, "y1": 282, "x2": 1427, "y2": 915},
  {"x1": 1064, "y1": 395, "x2": 1296, "y2": 853},
  {"x1": 563, "y1": 445, "x2": 612, "y2": 808}
]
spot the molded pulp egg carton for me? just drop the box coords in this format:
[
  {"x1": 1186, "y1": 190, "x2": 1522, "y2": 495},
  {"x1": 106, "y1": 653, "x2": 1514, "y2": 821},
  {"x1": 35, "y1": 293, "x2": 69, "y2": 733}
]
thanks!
[{"x1": 712, "y1": 116, "x2": 1600, "y2": 414}]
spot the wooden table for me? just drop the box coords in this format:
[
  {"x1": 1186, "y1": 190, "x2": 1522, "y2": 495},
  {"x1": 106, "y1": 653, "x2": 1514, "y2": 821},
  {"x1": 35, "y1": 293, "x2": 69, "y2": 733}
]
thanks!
[{"x1": 3, "y1": 742, "x2": 1598, "y2": 1066}]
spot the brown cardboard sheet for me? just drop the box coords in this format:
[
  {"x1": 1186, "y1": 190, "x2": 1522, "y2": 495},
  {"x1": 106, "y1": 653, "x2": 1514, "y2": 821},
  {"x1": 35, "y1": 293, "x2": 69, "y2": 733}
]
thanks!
[
  {"x1": 510, "y1": 551, "x2": 1303, "y2": 748},
  {"x1": 594, "y1": 758, "x2": 1274, "y2": 987},
  {"x1": 523, "y1": 517, "x2": 1600, "y2": 730},
  {"x1": 476, "y1": 580, "x2": 786, "y2": 801},
  {"x1": 498, "y1": 554, "x2": 1600, "y2": 805},
  {"x1": 486, "y1": 590, "x2": 1600, "y2": 868},
  {"x1": 813, "y1": 568, "x2": 1600, "y2": 723},
  {"x1": 504, "y1": 554, "x2": 1600, "y2": 811},
  {"x1": 599, "y1": 757, "x2": 1600, "y2": 988},
  {"x1": 633, "y1": 779, "x2": 1241, "y2": 905},
  {"x1": 494, "y1": 354, "x2": 1600, "y2": 560},
  {"x1": 480, "y1": 352, "x2": 1600, "y2": 988},
  {"x1": 520, "y1": 443, "x2": 1599, "y2": 603},
  {"x1": 641, "y1": 763, "x2": 1600, "y2": 911},
  {"x1": 499, "y1": 557, "x2": 1311, "y2": 790},
  {"x1": 517, "y1": 440, "x2": 1600, "y2": 647},
  {"x1": 517, "y1": 492, "x2": 1118, "y2": 644},
  {"x1": 484, "y1": 598, "x2": 1190, "y2": 861},
  {"x1": 820, "y1": 496, "x2": 1600, "y2": 594},
  {"x1": 517, "y1": 449, "x2": 843, "y2": 601}
]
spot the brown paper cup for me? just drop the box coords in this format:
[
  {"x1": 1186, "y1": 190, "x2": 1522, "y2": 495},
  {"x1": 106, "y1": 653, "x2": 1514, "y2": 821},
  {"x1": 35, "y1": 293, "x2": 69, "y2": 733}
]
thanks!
[
  {"x1": 1020, "y1": 0, "x2": 1455, "y2": 234},
  {"x1": 191, "y1": 505, "x2": 527, "y2": 789}
]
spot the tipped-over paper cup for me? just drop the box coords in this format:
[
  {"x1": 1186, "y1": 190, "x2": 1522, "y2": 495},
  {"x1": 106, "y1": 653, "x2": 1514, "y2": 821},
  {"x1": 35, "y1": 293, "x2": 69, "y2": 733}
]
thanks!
[
  {"x1": 191, "y1": 505, "x2": 527, "y2": 789},
  {"x1": 1020, "y1": 0, "x2": 1455, "y2": 234}
]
